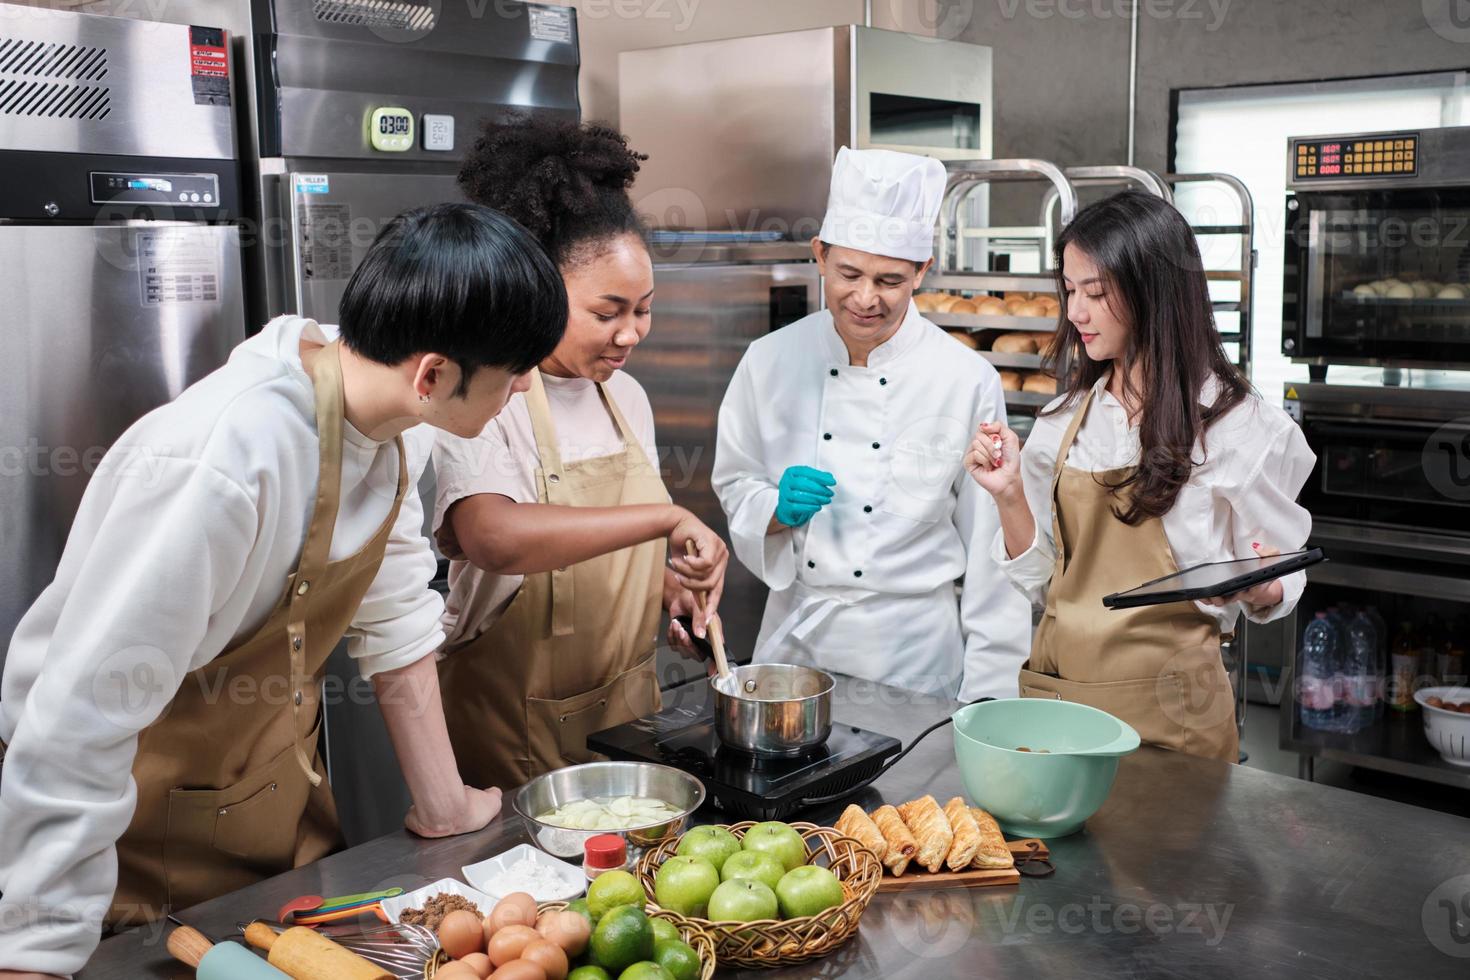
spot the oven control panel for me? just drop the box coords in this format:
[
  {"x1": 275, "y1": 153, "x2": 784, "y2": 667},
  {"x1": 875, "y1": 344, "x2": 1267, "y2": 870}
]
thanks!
[{"x1": 1292, "y1": 133, "x2": 1418, "y2": 180}]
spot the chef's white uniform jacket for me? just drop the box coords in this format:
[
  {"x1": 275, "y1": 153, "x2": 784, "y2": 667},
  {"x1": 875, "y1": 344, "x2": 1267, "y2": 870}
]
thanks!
[{"x1": 713, "y1": 302, "x2": 1031, "y2": 700}]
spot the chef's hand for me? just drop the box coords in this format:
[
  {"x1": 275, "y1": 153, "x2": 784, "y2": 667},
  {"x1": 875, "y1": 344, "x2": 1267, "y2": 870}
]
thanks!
[
  {"x1": 434, "y1": 516, "x2": 466, "y2": 561},
  {"x1": 1202, "y1": 542, "x2": 1284, "y2": 611},
  {"x1": 665, "y1": 581, "x2": 703, "y2": 658},
  {"x1": 965, "y1": 421, "x2": 1023, "y2": 499},
  {"x1": 774, "y1": 466, "x2": 836, "y2": 528},
  {"x1": 404, "y1": 785, "x2": 502, "y2": 838},
  {"x1": 667, "y1": 511, "x2": 729, "y2": 635}
]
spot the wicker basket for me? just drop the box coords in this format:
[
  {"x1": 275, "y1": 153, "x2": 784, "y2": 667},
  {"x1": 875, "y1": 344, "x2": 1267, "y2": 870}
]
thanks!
[
  {"x1": 636, "y1": 821, "x2": 883, "y2": 970},
  {"x1": 424, "y1": 901, "x2": 719, "y2": 980}
]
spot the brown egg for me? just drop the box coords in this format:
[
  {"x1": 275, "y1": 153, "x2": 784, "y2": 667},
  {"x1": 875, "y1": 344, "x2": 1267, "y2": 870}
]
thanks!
[
  {"x1": 536, "y1": 910, "x2": 591, "y2": 957},
  {"x1": 460, "y1": 952, "x2": 493, "y2": 978},
  {"x1": 436, "y1": 963, "x2": 481, "y2": 980},
  {"x1": 439, "y1": 910, "x2": 486, "y2": 960},
  {"x1": 489, "y1": 892, "x2": 539, "y2": 935},
  {"x1": 519, "y1": 940, "x2": 569, "y2": 980},
  {"x1": 487, "y1": 924, "x2": 541, "y2": 968},
  {"x1": 489, "y1": 959, "x2": 549, "y2": 980}
]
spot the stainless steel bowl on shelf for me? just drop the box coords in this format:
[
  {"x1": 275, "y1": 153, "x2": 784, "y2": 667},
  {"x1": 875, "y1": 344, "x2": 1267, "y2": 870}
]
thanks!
[
  {"x1": 512, "y1": 761, "x2": 706, "y2": 860},
  {"x1": 712, "y1": 663, "x2": 834, "y2": 757}
]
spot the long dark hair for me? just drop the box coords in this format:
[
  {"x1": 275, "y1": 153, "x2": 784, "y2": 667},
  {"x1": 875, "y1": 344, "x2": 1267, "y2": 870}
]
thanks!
[
  {"x1": 458, "y1": 113, "x2": 648, "y2": 270},
  {"x1": 1041, "y1": 190, "x2": 1251, "y2": 525}
]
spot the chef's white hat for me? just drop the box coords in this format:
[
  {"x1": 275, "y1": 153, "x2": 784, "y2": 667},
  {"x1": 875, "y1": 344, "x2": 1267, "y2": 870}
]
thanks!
[{"x1": 818, "y1": 146, "x2": 947, "y2": 262}]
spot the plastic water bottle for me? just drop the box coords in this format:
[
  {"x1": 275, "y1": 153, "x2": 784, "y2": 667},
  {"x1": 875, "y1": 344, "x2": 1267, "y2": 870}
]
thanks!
[
  {"x1": 1340, "y1": 611, "x2": 1381, "y2": 733},
  {"x1": 1299, "y1": 612, "x2": 1343, "y2": 732},
  {"x1": 1365, "y1": 606, "x2": 1389, "y2": 720}
]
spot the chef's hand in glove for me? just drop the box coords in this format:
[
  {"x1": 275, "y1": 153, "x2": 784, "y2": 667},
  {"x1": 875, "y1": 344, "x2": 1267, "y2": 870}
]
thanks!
[
  {"x1": 966, "y1": 421, "x2": 1024, "y2": 500},
  {"x1": 405, "y1": 786, "x2": 502, "y2": 838},
  {"x1": 775, "y1": 466, "x2": 837, "y2": 528},
  {"x1": 667, "y1": 510, "x2": 729, "y2": 637}
]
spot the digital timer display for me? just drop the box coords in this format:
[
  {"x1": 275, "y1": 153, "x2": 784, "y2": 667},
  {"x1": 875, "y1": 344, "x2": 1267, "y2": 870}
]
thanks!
[
  {"x1": 1294, "y1": 133, "x2": 1417, "y2": 179},
  {"x1": 378, "y1": 114, "x2": 411, "y2": 136}
]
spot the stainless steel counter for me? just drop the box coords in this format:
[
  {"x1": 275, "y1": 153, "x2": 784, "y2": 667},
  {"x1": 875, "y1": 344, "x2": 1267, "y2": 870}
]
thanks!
[{"x1": 81, "y1": 677, "x2": 1470, "y2": 978}]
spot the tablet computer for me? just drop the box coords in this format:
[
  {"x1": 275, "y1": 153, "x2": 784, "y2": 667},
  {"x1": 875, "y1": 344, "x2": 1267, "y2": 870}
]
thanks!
[{"x1": 1102, "y1": 548, "x2": 1325, "y2": 610}]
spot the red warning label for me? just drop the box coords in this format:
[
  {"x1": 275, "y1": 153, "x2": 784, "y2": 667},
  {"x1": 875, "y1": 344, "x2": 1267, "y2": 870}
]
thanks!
[{"x1": 188, "y1": 26, "x2": 230, "y2": 106}]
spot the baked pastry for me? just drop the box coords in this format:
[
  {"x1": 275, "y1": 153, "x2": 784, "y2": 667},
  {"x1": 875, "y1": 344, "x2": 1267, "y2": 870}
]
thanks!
[
  {"x1": 975, "y1": 296, "x2": 1008, "y2": 316},
  {"x1": 998, "y1": 370, "x2": 1022, "y2": 391},
  {"x1": 966, "y1": 807, "x2": 1014, "y2": 869},
  {"x1": 948, "y1": 298, "x2": 979, "y2": 314},
  {"x1": 896, "y1": 795, "x2": 953, "y2": 874},
  {"x1": 932, "y1": 293, "x2": 962, "y2": 313},
  {"x1": 1037, "y1": 331, "x2": 1061, "y2": 358},
  {"x1": 1003, "y1": 297, "x2": 1027, "y2": 315},
  {"x1": 871, "y1": 805, "x2": 918, "y2": 876},
  {"x1": 913, "y1": 292, "x2": 944, "y2": 312},
  {"x1": 945, "y1": 330, "x2": 979, "y2": 349},
  {"x1": 1003, "y1": 291, "x2": 1031, "y2": 302},
  {"x1": 1023, "y1": 372, "x2": 1058, "y2": 394},
  {"x1": 991, "y1": 332, "x2": 1038, "y2": 354},
  {"x1": 941, "y1": 797, "x2": 981, "y2": 872},
  {"x1": 1015, "y1": 299, "x2": 1050, "y2": 318},
  {"x1": 835, "y1": 804, "x2": 888, "y2": 861}
]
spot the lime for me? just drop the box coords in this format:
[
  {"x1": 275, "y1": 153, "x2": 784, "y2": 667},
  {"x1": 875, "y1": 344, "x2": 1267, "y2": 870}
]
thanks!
[
  {"x1": 649, "y1": 917, "x2": 681, "y2": 946},
  {"x1": 617, "y1": 964, "x2": 675, "y2": 980},
  {"x1": 588, "y1": 870, "x2": 647, "y2": 919},
  {"x1": 652, "y1": 939, "x2": 701, "y2": 980},
  {"x1": 569, "y1": 968, "x2": 613, "y2": 980},
  {"x1": 567, "y1": 897, "x2": 596, "y2": 924},
  {"x1": 589, "y1": 905, "x2": 654, "y2": 973}
]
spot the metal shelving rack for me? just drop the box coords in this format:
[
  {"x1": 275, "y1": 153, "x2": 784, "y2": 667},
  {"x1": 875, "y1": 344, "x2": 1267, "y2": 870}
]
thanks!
[{"x1": 1165, "y1": 172, "x2": 1256, "y2": 379}]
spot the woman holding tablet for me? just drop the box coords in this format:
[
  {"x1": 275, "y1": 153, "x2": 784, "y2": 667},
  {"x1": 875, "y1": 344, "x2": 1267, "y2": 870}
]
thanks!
[{"x1": 966, "y1": 191, "x2": 1314, "y2": 761}]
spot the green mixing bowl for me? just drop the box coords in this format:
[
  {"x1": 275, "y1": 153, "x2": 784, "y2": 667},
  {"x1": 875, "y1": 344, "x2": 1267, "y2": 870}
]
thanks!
[{"x1": 952, "y1": 698, "x2": 1140, "y2": 839}]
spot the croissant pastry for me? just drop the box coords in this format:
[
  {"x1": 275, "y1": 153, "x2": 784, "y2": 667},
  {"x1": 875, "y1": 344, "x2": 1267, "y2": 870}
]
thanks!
[
  {"x1": 835, "y1": 804, "x2": 888, "y2": 861},
  {"x1": 896, "y1": 795, "x2": 953, "y2": 874},
  {"x1": 968, "y1": 807, "x2": 1015, "y2": 870},
  {"x1": 870, "y1": 804, "x2": 917, "y2": 876},
  {"x1": 941, "y1": 797, "x2": 981, "y2": 871}
]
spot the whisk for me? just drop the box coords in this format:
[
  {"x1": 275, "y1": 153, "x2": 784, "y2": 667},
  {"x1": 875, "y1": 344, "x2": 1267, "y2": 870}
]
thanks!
[{"x1": 239, "y1": 919, "x2": 447, "y2": 979}]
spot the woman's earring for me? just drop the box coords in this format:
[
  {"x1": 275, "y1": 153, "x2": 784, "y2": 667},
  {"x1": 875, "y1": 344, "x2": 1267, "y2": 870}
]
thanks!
[{"x1": 419, "y1": 393, "x2": 430, "y2": 404}]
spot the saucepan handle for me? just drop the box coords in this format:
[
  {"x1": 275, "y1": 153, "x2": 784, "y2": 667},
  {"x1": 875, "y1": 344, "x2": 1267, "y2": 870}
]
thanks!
[{"x1": 797, "y1": 697, "x2": 994, "y2": 808}]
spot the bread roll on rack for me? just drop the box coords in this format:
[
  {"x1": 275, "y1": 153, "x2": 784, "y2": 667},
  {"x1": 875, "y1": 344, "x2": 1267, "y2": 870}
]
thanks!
[{"x1": 991, "y1": 333, "x2": 1038, "y2": 354}]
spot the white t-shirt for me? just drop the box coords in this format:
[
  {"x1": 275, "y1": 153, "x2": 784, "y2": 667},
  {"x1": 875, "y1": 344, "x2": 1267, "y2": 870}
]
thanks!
[
  {"x1": 0, "y1": 315, "x2": 442, "y2": 976},
  {"x1": 432, "y1": 370, "x2": 659, "y2": 652}
]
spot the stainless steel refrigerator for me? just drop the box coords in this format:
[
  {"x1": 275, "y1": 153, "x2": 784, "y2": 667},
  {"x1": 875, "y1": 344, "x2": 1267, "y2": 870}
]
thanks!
[
  {"x1": 0, "y1": 9, "x2": 247, "y2": 673},
  {"x1": 240, "y1": 0, "x2": 581, "y2": 843}
]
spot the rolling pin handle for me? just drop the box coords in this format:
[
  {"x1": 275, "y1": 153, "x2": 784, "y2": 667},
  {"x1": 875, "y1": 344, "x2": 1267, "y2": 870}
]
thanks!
[
  {"x1": 244, "y1": 920, "x2": 280, "y2": 953},
  {"x1": 165, "y1": 924, "x2": 213, "y2": 969}
]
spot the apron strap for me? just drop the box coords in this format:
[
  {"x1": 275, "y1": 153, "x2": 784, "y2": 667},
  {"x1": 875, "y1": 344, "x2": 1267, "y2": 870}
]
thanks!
[
  {"x1": 523, "y1": 369, "x2": 566, "y2": 481},
  {"x1": 1047, "y1": 386, "x2": 1096, "y2": 579},
  {"x1": 596, "y1": 380, "x2": 643, "y2": 458},
  {"x1": 284, "y1": 339, "x2": 348, "y2": 787}
]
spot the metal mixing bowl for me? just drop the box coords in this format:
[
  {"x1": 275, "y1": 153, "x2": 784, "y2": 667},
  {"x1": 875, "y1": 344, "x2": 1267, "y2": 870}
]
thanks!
[
  {"x1": 512, "y1": 761, "x2": 706, "y2": 859},
  {"x1": 712, "y1": 663, "x2": 834, "y2": 757}
]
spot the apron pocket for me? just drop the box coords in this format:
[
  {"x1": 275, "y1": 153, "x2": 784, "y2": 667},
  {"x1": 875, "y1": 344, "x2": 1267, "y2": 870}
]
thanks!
[
  {"x1": 162, "y1": 719, "x2": 320, "y2": 910},
  {"x1": 1018, "y1": 668, "x2": 1189, "y2": 751},
  {"x1": 526, "y1": 655, "x2": 660, "y2": 773}
]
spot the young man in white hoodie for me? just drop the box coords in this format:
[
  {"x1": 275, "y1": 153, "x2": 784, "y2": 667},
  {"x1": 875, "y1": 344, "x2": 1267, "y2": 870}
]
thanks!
[{"x1": 0, "y1": 203, "x2": 568, "y2": 978}]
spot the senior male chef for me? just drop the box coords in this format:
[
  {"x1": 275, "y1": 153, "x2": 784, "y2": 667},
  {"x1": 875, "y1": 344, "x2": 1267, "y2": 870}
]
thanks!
[{"x1": 712, "y1": 147, "x2": 1030, "y2": 699}]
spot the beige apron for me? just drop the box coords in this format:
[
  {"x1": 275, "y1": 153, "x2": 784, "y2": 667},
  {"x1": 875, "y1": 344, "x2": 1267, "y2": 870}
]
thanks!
[
  {"x1": 1019, "y1": 388, "x2": 1239, "y2": 763},
  {"x1": 107, "y1": 339, "x2": 409, "y2": 925},
  {"x1": 440, "y1": 371, "x2": 667, "y2": 792}
]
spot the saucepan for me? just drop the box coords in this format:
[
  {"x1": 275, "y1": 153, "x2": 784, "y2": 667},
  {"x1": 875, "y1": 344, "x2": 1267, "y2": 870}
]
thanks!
[{"x1": 675, "y1": 615, "x2": 833, "y2": 757}]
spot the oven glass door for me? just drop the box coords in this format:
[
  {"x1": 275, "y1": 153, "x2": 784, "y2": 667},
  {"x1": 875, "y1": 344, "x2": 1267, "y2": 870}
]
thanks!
[
  {"x1": 1298, "y1": 413, "x2": 1470, "y2": 532},
  {"x1": 1286, "y1": 188, "x2": 1470, "y2": 364}
]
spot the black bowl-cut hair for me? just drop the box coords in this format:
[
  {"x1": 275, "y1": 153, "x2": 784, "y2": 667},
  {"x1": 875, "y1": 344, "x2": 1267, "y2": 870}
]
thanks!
[
  {"x1": 338, "y1": 202, "x2": 567, "y2": 392},
  {"x1": 458, "y1": 113, "x2": 648, "y2": 270}
]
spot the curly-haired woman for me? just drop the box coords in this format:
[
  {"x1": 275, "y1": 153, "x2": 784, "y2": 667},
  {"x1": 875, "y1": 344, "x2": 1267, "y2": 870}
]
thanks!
[{"x1": 432, "y1": 115, "x2": 730, "y2": 790}]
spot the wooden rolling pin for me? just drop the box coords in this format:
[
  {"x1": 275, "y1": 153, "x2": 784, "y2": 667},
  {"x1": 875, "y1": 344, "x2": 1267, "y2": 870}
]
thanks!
[
  {"x1": 243, "y1": 922, "x2": 392, "y2": 980},
  {"x1": 167, "y1": 923, "x2": 291, "y2": 979}
]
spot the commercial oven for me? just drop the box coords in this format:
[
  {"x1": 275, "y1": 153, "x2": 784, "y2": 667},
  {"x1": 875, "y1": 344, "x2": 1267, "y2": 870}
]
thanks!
[
  {"x1": 1282, "y1": 125, "x2": 1470, "y2": 375},
  {"x1": 0, "y1": 8, "x2": 246, "y2": 672}
]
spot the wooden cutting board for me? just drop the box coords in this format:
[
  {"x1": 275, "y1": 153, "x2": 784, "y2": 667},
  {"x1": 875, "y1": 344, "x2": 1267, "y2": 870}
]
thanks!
[{"x1": 875, "y1": 839, "x2": 1050, "y2": 892}]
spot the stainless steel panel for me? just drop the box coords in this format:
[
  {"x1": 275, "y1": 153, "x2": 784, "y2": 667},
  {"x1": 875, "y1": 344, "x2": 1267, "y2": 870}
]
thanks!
[
  {"x1": 1286, "y1": 125, "x2": 1470, "y2": 191},
  {"x1": 0, "y1": 7, "x2": 235, "y2": 159},
  {"x1": 628, "y1": 260, "x2": 821, "y2": 688},
  {"x1": 621, "y1": 26, "x2": 992, "y2": 237},
  {"x1": 0, "y1": 223, "x2": 245, "y2": 661},
  {"x1": 282, "y1": 170, "x2": 462, "y2": 322}
]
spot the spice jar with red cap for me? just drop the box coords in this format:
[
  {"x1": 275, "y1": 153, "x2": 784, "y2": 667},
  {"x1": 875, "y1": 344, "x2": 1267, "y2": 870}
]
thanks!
[{"x1": 584, "y1": 834, "x2": 628, "y2": 880}]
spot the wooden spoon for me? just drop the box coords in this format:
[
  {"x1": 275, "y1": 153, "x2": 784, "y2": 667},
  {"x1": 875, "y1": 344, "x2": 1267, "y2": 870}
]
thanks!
[{"x1": 684, "y1": 539, "x2": 732, "y2": 683}]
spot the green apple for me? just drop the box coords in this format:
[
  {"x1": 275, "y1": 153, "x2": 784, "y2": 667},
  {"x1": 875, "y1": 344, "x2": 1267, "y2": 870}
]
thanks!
[
  {"x1": 653, "y1": 856, "x2": 721, "y2": 918},
  {"x1": 774, "y1": 865, "x2": 845, "y2": 919},
  {"x1": 706, "y1": 879, "x2": 779, "y2": 923},
  {"x1": 740, "y1": 821, "x2": 808, "y2": 872},
  {"x1": 675, "y1": 825, "x2": 742, "y2": 874},
  {"x1": 719, "y1": 849, "x2": 785, "y2": 893}
]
